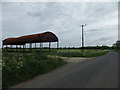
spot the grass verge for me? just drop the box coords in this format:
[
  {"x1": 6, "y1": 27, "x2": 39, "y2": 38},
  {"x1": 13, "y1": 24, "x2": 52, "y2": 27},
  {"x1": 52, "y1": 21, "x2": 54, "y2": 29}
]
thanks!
[
  {"x1": 2, "y1": 52, "x2": 65, "y2": 88},
  {"x1": 114, "y1": 50, "x2": 120, "y2": 53}
]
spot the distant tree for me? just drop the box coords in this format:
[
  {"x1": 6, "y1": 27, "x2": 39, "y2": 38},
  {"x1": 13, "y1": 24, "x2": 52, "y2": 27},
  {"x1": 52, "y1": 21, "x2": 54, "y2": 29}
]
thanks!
[{"x1": 112, "y1": 41, "x2": 120, "y2": 49}]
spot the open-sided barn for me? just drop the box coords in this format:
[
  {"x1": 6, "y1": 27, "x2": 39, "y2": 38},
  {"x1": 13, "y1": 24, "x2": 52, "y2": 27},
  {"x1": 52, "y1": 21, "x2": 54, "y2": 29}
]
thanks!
[{"x1": 3, "y1": 31, "x2": 59, "y2": 50}]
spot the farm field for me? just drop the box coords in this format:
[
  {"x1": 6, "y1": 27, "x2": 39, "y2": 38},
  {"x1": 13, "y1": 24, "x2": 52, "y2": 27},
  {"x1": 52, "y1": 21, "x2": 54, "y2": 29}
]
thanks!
[
  {"x1": 2, "y1": 49, "x2": 109, "y2": 88},
  {"x1": 49, "y1": 49, "x2": 109, "y2": 57},
  {"x1": 3, "y1": 48, "x2": 109, "y2": 57}
]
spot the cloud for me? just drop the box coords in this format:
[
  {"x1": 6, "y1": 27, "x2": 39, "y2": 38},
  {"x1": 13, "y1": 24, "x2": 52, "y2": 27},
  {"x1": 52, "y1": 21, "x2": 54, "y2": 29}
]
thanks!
[{"x1": 2, "y1": 2, "x2": 118, "y2": 47}]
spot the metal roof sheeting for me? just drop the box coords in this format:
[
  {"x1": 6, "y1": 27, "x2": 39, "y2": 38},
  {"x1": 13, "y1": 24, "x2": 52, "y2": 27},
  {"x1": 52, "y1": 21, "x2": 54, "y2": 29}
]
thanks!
[{"x1": 3, "y1": 32, "x2": 58, "y2": 45}]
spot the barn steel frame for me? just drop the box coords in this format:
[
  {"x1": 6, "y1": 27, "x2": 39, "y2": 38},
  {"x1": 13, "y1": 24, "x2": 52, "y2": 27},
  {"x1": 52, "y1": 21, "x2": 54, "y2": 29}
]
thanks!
[{"x1": 2, "y1": 31, "x2": 59, "y2": 51}]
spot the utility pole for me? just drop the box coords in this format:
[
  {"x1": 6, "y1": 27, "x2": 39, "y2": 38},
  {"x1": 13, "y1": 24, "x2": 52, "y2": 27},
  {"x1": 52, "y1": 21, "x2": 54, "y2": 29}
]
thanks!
[{"x1": 80, "y1": 24, "x2": 86, "y2": 49}]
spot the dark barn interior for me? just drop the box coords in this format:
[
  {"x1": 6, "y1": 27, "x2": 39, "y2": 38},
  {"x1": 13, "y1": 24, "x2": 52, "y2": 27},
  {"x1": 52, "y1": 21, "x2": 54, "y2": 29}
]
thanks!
[{"x1": 2, "y1": 31, "x2": 59, "y2": 52}]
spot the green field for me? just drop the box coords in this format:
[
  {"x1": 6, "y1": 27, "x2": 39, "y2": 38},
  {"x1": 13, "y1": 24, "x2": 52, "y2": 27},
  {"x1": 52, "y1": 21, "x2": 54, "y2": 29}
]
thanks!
[
  {"x1": 3, "y1": 48, "x2": 109, "y2": 57},
  {"x1": 2, "y1": 49, "x2": 109, "y2": 88},
  {"x1": 45, "y1": 49, "x2": 109, "y2": 58}
]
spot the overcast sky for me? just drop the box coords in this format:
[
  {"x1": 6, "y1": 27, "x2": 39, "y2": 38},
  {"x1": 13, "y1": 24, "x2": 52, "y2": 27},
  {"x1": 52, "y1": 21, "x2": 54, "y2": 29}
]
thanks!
[{"x1": 2, "y1": 2, "x2": 118, "y2": 48}]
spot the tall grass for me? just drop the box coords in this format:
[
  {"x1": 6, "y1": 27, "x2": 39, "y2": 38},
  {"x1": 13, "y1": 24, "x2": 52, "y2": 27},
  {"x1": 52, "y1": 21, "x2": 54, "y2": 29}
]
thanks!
[{"x1": 2, "y1": 52, "x2": 65, "y2": 88}]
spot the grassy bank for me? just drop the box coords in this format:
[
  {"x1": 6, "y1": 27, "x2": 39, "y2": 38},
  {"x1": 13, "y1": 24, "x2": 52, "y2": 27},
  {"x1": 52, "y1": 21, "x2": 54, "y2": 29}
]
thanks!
[{"x1": 2, "y1": 52, "x2": 65, "y2": 88}]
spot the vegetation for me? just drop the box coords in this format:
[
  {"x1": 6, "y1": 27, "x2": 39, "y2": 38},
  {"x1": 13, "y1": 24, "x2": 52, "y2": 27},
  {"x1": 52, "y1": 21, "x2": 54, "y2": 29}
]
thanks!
[
  {"x1": 2, "y1": 52, "x2": 65, "y2": 88},
  {"x1": 112, "y1": 41, "x2": 120, "y2": 53},
  {"x1": 33, "y1": 49, "x2": 109, "y2": 58},
  {"x1": 2, "y1": 48, "x2": 110, "y2": 88},
  {"x1": 57, "y1": 49, "x2": 109, "y2": 57},
  {"x1": 60, "y1": 45, "x2": 111, "y2": 49}
]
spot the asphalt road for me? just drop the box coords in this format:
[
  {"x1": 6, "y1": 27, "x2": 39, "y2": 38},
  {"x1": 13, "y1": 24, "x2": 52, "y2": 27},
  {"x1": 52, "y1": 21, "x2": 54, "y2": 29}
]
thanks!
[{"x1": 12, "y1": 51, "x2": 118, "y2": 88}]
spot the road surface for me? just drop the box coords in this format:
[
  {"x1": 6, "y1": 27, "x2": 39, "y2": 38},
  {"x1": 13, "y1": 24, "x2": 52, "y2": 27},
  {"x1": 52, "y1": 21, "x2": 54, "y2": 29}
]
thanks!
[{"x1": 12, "y1": 51, "x2": 118, "y2": 88}]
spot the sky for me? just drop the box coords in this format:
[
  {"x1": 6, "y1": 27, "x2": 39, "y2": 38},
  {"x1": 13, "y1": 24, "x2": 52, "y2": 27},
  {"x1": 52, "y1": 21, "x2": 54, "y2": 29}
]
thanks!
[{"x1": 1, "y1": 2, "x2": 118, "y2": 48}]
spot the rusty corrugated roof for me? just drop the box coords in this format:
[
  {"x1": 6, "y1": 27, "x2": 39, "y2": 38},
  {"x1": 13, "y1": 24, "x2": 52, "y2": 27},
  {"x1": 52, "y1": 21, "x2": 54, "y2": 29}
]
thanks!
[{"x1": 3, "y1": 31, "x2": 58, "y2": 45}]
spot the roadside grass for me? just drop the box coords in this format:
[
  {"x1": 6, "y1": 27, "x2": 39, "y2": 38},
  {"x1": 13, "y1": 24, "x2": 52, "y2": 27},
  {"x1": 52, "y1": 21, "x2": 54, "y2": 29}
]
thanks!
[
  {"x1": 2, "y1": 52, "x2": 65, "y2": 88},
  {"x1": 118, "y1": 50, "x2": 120, "y2": 53},
  {"x1": 115, "y1": 50, "x2": 120, "y2": 53}
]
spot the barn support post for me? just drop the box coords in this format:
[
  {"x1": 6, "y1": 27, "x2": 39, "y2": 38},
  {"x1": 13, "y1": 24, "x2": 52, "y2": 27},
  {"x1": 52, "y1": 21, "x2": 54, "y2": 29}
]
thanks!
[
  {"x1": 40, "y1": 43, "x2": 43, "y2": 52},
  {"x1": 20, "y1": 45, "x2": 22, "y2": 52},
  {"x1": 4, "y1": 45, "x2": 5, "y2": 51},
  {"x1": 5, "y1": 45, "x2": 6, "y2": 51},
  {"x1": 24, "y1": 44, "x2": 26, "y2": 51},
  {"x1": 17, "y1": 45, "x2": 19, "y2": 52},
  {"x1": 30, "y1": 43, "x2": 32, "y2": 52},
  {"x1": 35, "y1": 43, "x2": 36, "y2": 52},
  {"x1": 7, "y1": 45, "x2": 10, "y2": 51},
  {"x1": 2, "y1": 44, "x2": 3, "y2": 51},
  {"x1": 39, "y1": 43, "x2": 41, "y2": 52},
  {"x1": 7, "y1": 45, "x2": 8, "y2": 51},
  {"x1": 49, "y1": 42, "x2": 51, "y2": 51},
  {"x1": 17, "y1": 45, "x2": 18, "y2": 52},
  {"x1": 4, "y1": 45, "x2": 6, "y2": 51},
  {"x1": 24, "y1": 45, "x2": 26, "y2": 52},
  {"x1": 24, "y1": 44, "x2": 26, "y2": 49},
  {"x1": 5, "y1": 45, "x2": 7, "y2": 51},
  {"x1": 16, "y1": 45, "x2": 17, "y2": 52},
  {"x1": 8, "y1": 45, "x2": 10, "y2": 51},
  {"x1": 6, "y1": 45, "x2": 7, "y2": 51},
  {"x1": 7, "y1": 45, "x2": 9, "y2": 51},
  {"x1": 40, "y1": 43, "x2": 41, "y2": 48},
  {"x1": 11, "y1": 45, "x2": 12, "y2": 51},
  {"x1": 42, "y1": 43, "x2": 44, "y2": 52},
  {"x1": 41, "y1": 43, "x2": 43, "y2": 49},
  {"x1": 22, "y1": 45, "x2": 24, "y2": 52},
  {"x1": 39, "y1": 43, "x2": 40, "y2": 52},
  {"x1": 19, "y1": 45, "x2": 21, "y2": 52},
  {"x1": 11, "y1": 45, "x2": 12, "y2": 49},
  {"x1": 21, "y1": 45, "x2": 23, "y2": 51},
  {"x1": 18, "y1": 45, "x2": 19, "y2": 52},
  {"x1": 12, "y1": 45, "x2": 13, "y2": 51},
  {"x1": 57, "y1": 41, "x2": 59, "y2": 51},
  {"x1": 14, "y1": 45, "x2": 15, "y2": 52}
]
